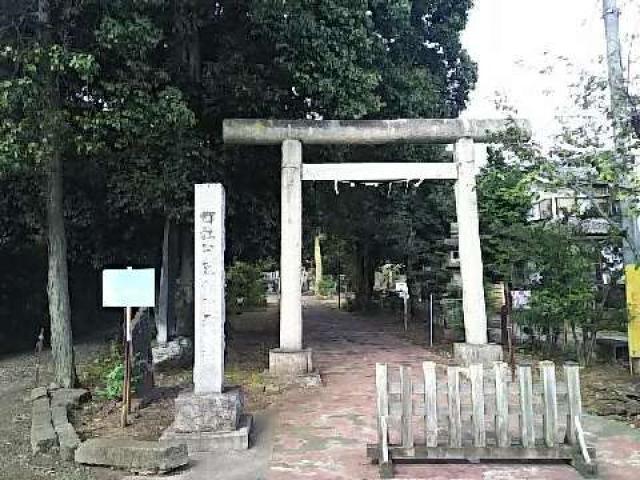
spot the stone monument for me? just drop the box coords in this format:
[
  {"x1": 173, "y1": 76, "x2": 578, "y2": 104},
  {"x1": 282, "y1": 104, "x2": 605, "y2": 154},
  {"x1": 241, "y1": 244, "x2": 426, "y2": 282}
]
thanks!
[{"x1": 161, "y1": 184, "x2": 251, "y2": 452}]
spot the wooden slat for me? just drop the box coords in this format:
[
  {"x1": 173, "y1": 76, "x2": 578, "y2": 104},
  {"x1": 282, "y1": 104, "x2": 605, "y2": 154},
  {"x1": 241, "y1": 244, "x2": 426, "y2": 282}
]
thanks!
[
  {"x1": 380, "y1": 416, "x2": 389, "y2": 463},
  {"x1": 518, "y1": 364, "x2": 535, "y2": 447},
  {"x1": 494, "y1": 361, "x2": 510, "y2": 448},
  {"x1": 400, "y1": 366, "x2": 414, "y2": 449},
  {"x1": 423, "y1": 361, "x2": 438, "y2": 448},
  {"x1": 376, "y1": 363, "x2": 389, "y2": 451},
  {"x1": 574, "y1": 415, "x2": 592, "y2": 465},
  {"x1": 388, "y1": 381, "x2": 567, "y2": 396},
  {"x1": 379, "y1": 415, "x2": 393, "y2": 478},
  {"x1": 469, "y1": 364, "x2": 486, "y2": 447},
  {"x1": 367, "y1": 444, "x2": 579, "y2": 463},
  {"x1": 564, "y1": 362, "x2": 582, "y2": 445},
  {"x1": 540, "y1": 361, "x2": 558, "y2": 447},
  {"x1": 447, "y1": 366, "x2": 462, "y2": 448}
]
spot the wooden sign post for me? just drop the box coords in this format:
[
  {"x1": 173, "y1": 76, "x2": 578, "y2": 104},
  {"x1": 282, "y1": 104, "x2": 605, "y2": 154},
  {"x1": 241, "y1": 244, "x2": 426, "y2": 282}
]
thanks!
[{"x1": 102, "y1": 267, "x2": 155, "y2": 428}]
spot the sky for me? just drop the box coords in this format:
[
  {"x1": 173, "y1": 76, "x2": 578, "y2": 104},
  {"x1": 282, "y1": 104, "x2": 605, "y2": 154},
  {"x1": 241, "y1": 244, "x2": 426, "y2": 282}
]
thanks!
[{"x1": 461, "y1": 0, "x2": 639, "y2": 144}]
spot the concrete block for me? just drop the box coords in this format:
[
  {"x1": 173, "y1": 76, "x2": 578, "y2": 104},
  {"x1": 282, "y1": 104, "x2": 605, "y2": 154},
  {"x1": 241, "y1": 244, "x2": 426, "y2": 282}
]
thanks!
[
  {"x1": 74, "y1": 438, "x2": 189, "y2": 474},
  {"x1": 152, "y1": 337, "x2": 194, "y2": 371},
  {"x1": 51, "y1": 404, "x2": 69, "y2": 427},
  {"x1": 31, "y1": 421, "x2": 58, "y2": 454},
  {"x1": 269, "y1": 348, "x2": 313, "y2": 375},
  {"x1": 172, "y1": 388, "x2": 243, "y2": 433},
  {"x1": 263, "y1": 372, "x2": 322, "y2": 390},
  {"x1": 161, "y1": 415, "x2": 252, "y2": 453},
  {"x1": 31, "y1": 397, "x2": 57, "y2": 454},
  {"x1": 453, "y1": 342, "x2": 503, "y2": 366},
  {"x1": 51, "y1": 388, "x2": 90, "y2": 408},
  {"x1": 56, "y1": 423, "x2": 81, "y2": 461},
  {"x1": 30, "y1": 387, "x2": 48, "y2": 402}
]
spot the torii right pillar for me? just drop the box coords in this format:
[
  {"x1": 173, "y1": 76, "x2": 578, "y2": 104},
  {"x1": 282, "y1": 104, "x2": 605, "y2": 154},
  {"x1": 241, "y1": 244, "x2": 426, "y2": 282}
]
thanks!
[{"x1": 453, "y1": 138, "x2": 503, "y2": 366}]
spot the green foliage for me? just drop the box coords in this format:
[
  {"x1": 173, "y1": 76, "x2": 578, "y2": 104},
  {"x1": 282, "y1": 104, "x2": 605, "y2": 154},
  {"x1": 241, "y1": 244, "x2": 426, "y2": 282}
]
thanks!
[
  {"x1": 252, "y1": 0, "x2": 383, "y2": 119},
  {"x1": 317, "y1": 277, "x2": 336, "y2": 297},
  {"x1": 80, "y1": 342, "x2": 143, "y2": 400},
  {"x1": 477, "y1": 148, "x2": 536, "y2": 282},
  {"x1": 513, "y1": 224, "x2": 624, "y2": 364},
  {"x1": 101, "y1": 362, "x2": 126, "y2": 400},
  {"x1": 80, "y1": 342, "x2": 122, "y2": 395},
  {"x1": 98, "y1": 357, "x2": 145, "y2": 400},
  {"x1": 227, "y1": 262, "x2": 266, "y2": 310}
]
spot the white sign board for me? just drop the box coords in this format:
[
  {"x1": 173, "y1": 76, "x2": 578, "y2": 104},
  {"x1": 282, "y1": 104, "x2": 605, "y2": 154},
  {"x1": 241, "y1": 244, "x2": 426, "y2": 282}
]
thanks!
[
  {"x1": 102, "y1": 268, "x2": 155, "y2": 307},
  {"x1": 511, "y1": 290, "x2": 531, "y2": 310},
  {"x1": 395, "y1": 282, "x2": 408, "y2": 293}
]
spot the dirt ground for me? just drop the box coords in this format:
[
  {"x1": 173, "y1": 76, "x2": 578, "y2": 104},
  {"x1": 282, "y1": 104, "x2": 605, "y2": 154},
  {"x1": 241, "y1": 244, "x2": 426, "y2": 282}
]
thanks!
[
  {"x1": 0, "y1": 307, "x2": 281, "y2": 480},
  {"x1": 75, "y1": 318, "x2": 280, "y2": 443},
  {"x1": 0, "y1": 338, "x2": 121, "y2": 480}
]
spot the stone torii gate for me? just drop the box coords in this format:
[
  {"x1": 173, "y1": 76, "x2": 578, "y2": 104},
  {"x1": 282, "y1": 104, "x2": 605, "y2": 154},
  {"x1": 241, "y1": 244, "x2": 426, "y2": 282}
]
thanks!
[{"x1": 223, "y1": 119, "x2": 531, "y2": 375}]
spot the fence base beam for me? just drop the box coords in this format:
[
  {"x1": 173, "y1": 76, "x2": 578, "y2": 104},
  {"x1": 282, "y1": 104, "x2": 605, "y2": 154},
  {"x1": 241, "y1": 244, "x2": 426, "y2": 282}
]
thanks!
[{"x1": 367, "y1": 444, "x2": 597, "y2": 477}]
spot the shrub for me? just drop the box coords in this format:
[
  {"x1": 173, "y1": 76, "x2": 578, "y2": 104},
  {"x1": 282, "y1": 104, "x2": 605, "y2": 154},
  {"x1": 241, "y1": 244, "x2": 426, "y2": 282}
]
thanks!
[
  {"x1": 80, "y1": 342, "x2": 144, "y2": 400},
  {"x1": 227, "y1": 261, "x2": 267, "y2": 311},
  {"x1": 316, "y1": 278, "x2": 336, "y2": 296}
]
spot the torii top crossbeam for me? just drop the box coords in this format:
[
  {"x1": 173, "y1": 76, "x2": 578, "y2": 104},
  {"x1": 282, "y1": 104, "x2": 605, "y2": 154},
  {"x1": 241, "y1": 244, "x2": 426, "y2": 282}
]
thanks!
[{"x1": 223, "y1": 118, "x2": 532, "y2": 145}]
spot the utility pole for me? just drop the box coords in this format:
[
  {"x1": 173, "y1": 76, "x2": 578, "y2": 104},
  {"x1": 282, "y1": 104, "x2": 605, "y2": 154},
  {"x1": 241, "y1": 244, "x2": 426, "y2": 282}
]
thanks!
[{"x1": 602, "y1": 0, "x2": 640, "y2": 373}]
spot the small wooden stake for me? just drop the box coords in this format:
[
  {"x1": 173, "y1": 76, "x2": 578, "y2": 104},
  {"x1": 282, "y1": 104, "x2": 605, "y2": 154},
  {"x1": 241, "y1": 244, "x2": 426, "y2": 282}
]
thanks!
[
  {"x1": 469, "y1": 364, "x2": 486, "y2": 447},
  {"x1": 494, "y1": 361, "x2": 510, "y2": 448},
  {"x1": 376, "y1": 363, "x2": 389, "y2": 449},
  {"x1": 540, "y1": 361, "x2": 558, "y2": 447},
  {"x1": 564, "y1": 363, "x2": 582, "y2": 445},
  {"x1": 400, "y1": 366, "x2": 414, "y2": 449},
  {"x1": 34, "y1": 328, "x2": 45, "y2": 387},
  {"x1": 423, "y1": 361, "x2": 438, "y2": 447},
  {"x1": 518, "y1": 364, "x2": 535, "y2": 447},
  {"x1": 447, "y1": 366, "x2": 462, "y2": 448}
]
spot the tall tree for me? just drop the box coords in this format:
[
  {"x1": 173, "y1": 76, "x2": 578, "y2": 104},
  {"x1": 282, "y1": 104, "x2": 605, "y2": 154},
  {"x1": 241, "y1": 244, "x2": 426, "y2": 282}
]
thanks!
[
  {"x1": 40, "y1": 0, "x2": 77, "y2": 388},
  {"x1": 0, "y1": 0, "x2": 104, "y2": 385}
]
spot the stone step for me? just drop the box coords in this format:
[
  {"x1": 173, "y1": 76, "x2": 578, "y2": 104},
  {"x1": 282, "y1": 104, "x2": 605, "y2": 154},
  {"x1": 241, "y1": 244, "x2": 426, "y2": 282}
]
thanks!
[
  {"x1": 30, "y1": 397, "x2": 58, "y2": 454},
  {"x1": 75, "y1": 438, "x2": 189, "y2": 474}
]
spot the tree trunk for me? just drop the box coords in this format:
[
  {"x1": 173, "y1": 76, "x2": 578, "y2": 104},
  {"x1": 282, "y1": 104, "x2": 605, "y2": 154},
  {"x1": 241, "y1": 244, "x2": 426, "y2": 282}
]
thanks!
[
  {"x1": 157, "y1": 217, "x2": 178, "y2": 344},
  {"x1": 40, "y1": 0, "x2": 75, "y2": 388},
  {"x1": 175, "y1": 225, "x2": 194, "y2": 337},
  {"x1": 314, "y1": 233, "x2": 323, "y2": 295},
  {"x1": 187, "y1": 28, "x2": 201, "y2": 84},
  {"x1": 352, "y1": 244, "x2": 374, "y2": 310},
  {"x1": 47, "y1": 150, "x2": 76, "y2": 388}
]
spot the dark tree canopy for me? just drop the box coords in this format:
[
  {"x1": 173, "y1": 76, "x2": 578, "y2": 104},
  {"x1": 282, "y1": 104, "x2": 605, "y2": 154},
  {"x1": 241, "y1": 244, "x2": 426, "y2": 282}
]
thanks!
[{"x1": 0, "y1": 0, "x2": 477, "y2": 349}]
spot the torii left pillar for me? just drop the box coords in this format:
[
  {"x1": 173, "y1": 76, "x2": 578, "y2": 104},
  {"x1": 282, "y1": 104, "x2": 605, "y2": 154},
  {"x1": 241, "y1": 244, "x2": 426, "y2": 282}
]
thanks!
[{"x1": 269, "y1": 140, "x2": 314, "y2": 375}]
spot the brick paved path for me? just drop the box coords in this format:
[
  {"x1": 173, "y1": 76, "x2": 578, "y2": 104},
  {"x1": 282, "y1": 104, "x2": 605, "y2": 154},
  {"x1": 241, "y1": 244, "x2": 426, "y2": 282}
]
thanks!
[{"x1": 267, "y1": 300, "x2": 640, "y2": 480}]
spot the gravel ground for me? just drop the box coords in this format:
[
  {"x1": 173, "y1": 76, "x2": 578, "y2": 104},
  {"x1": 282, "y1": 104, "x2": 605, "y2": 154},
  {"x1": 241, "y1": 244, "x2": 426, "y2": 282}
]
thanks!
[{"x1": 0, "y1": 340, "x2": 121, "y2": 480}]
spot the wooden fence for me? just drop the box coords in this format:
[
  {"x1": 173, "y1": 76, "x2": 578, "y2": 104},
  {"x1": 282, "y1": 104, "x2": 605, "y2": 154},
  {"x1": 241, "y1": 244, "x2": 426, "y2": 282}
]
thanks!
[{"x1": 367, "y1": 361, "x2": 597, "y2": 478}]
